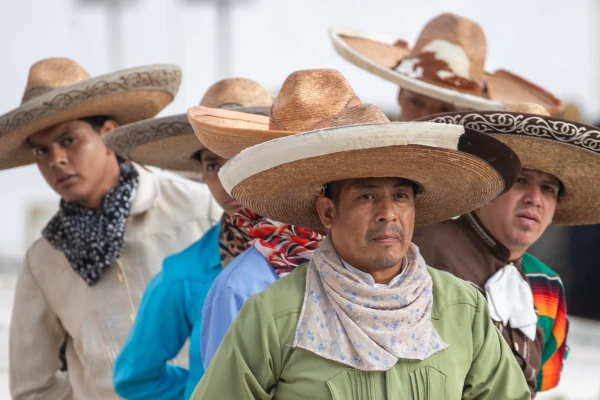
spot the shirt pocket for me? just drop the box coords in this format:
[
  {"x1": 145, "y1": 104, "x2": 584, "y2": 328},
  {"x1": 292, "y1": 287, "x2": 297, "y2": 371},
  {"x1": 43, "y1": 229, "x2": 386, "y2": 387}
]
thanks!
[
  {"x1": 326, "y1": 369, "x2": 378, "y2": 400},
  {"x1": 409, "y1": 366, "x2": 447, "y2": 400}
]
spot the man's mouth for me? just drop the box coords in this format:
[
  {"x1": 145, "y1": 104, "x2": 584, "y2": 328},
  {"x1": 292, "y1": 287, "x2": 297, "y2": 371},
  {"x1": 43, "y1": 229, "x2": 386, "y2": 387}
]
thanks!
[
  {"x1": 371, "y1": 233, "x2": 401, "y2": 243},
  {"x1": 56, "y1": 174, "x2": 78, "y2": 187},
  {"x1": 516, "y1": 211, "x2": 540, "y2": 225}
]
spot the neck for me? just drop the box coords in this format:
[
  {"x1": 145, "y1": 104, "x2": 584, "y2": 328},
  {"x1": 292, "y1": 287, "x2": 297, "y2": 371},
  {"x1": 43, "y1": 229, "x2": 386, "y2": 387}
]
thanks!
[
  {"x1": 370, "y1": 261, "x2": 405, "y2": 284},
  {"x1": 77, "y1": 158, "x2": 121, "y2": 209},
  {"x1": 470, "y1": 211, "x2": 527, "y2": 263}
]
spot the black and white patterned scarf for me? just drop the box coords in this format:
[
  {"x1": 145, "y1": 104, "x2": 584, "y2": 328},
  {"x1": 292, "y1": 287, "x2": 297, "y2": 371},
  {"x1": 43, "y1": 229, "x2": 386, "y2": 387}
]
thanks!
[{"x1": 42, "y1": 160, "x2": 139, "y2": 285}]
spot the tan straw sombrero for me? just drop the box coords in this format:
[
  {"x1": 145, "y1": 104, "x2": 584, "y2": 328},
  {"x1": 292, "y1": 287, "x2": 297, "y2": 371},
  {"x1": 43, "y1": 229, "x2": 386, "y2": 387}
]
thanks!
[
  {"x1": 217, "y1": 103, "x2": 520, "y2": 230},
  {"x1": 419, "y1": 103, "x2": 600, "y2": 225},
  {"x1": 103, "y1": 78, "x2": 273, "y2": 173},
  {"x1": 329, "y1": 13, "x2": 563, "y2": 114},
  {"x1": 188, "y1": 69, "x2": 366, "y2": 159},
  {"x1": 0, "y1": 57, "x2": 182, "y2": 170}
]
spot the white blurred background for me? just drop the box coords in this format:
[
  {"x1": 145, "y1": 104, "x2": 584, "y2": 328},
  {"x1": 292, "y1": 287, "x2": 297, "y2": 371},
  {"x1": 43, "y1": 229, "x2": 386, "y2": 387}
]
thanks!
[{"x1": 1, "y1": 0, "x2": 600, "y2": 398}]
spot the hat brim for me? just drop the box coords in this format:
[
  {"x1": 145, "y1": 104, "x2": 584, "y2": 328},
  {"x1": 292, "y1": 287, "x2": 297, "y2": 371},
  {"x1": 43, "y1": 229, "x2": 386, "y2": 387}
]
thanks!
[
  {"x1": 0, "y1": 64, "x2": 181, "y2": 170},
  {"x1": 219, "y1": 122, "x2": 512, "y2": 230},
  {"x1": 329, "y1": 26, "x2": 563, "y2": 114},
  {"x1": 421, "y1": 111, "x2": 600, "y2": 225},
  {"x1": 188, "y1": 106, "x2": 294, "y2": 158},
  {"x1": 104, "y1": 105, "x2": 271, "y2": 174}
]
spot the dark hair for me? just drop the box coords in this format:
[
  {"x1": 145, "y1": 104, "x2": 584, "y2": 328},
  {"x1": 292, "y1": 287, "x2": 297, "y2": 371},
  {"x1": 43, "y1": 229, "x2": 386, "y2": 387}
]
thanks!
[
  {"x1": 323, "y1": 178, "x2": 422, "y2": 205},
  {"x1": 78, "y1": 115, "x2": 112, "y2": 132},
  {"x1": 557, "y1": 182, "x2": 565, "y2": 203},
  {"x1": 191, "y1": 150, "x2": 203, "y2": 162}
]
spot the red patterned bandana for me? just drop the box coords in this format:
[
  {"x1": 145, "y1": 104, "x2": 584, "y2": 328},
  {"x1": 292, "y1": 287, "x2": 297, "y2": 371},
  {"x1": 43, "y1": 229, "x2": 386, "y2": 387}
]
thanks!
[{"x1": 230, "y1": 208, "x2": 324, "y2": 276}]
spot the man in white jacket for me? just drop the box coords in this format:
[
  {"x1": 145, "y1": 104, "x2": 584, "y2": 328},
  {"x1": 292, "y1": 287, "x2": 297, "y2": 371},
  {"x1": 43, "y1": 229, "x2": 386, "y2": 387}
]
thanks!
[{"x1": 3, "y1": 58, "x2": 220, "y2": 399}]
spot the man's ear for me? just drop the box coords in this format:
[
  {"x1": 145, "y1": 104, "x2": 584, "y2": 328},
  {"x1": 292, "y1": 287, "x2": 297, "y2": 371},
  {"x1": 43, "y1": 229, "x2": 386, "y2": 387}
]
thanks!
[
  {"x1": 100, "y1": 119, "x2": 119, "y2": 135},
  {"x1": 316, "y1": 196, "x2": 336, "y2": 229},
  {"x1": 100, "y1": 120, "x2": 120, "y2": 156}
]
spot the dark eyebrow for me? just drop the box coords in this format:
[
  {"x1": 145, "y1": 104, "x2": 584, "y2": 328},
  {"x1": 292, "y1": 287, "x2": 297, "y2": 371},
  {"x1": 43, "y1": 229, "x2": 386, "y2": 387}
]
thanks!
[
  {"x1": 27, "y1": 131, "x2": 73, "y2": 148},
  {"x1": 201, "y1": 155, "x2": 221, "y2": 163},
  {"x1": 352, "y1": 180, "x2": 412, "y2": 190}
]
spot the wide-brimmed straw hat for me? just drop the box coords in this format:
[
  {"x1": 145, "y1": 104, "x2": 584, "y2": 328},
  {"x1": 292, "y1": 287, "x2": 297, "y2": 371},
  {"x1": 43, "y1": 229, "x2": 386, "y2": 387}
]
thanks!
[
  {"x1": 329, "y1": 13, "x2": 563, "y2": 114},
  {"x1": 188, "y1": 69, "x2": 368, "y2": 158},
  {"x1": 0, "y1": 57, "x2": 182, "y2": 170},
  {"x1": 419, "y1": 103, "x2": 600, "y2": 225},
  {"x1": 103, "y1": 78, "x2": 273, "y2": 173},
  {"x1": 217, "y1": 102, "x2": 520, "y2": 230}
]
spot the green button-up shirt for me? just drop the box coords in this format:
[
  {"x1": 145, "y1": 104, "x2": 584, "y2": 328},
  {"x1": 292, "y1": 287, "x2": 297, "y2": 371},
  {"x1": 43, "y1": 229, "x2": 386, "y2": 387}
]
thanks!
[{"x1": 193, "y1": 263, "x2": 530, "y2": 399}]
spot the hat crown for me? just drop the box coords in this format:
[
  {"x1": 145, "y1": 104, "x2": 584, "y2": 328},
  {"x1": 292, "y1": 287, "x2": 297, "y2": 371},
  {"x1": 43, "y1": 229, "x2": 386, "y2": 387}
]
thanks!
[
  {"x1": 330, "y1": 104, "x2": 389, "y2": 127},
  {"x1": 269, "y1": 69, "x2": 360, "y2": 132},
  {"x1": 506, "y1": 102, "x2": 550, "y2": 116},
  {"x1": 22, "y1": 58, "x2": 91, "y2": 104},
  {"x1": 200, "y1": 78, "x2": 273, "y2": 109},
  {"x1": 411, "y1": 13, "x2": 486, "y2": 82}
]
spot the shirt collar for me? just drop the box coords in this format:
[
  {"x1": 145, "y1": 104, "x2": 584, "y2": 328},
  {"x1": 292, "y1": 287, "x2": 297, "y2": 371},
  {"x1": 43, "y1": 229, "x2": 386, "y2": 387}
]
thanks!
[
  {"x1": 460, "y1": 212, "x2": 520, "y2": 264},
  {"x1": 340, "y1": 258, "x2": 407, "y2": 288},
  {"x1": 129, "y1": 163, "x2": 159, "y2": 215}
]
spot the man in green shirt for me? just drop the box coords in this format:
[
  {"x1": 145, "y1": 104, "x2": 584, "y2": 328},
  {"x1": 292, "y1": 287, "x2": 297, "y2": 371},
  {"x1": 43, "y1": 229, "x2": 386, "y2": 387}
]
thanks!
[{"x1": 191, "y1": 97, "x2": 530, "y2": 399}]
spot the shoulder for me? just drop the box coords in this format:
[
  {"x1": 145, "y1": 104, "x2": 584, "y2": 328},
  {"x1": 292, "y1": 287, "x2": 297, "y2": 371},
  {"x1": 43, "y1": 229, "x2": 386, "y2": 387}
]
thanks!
[
  {"x1": 23, "y1": 237, "x2": 68, "y2": 275},
  {"x1": 428, "y1": 266, "x2": 480, "y2": 317},
  {"x1": 154, "y1": 174, "x2": 216, "y2": 214},
  {"x1": 257, "y1": 263, "x2": 308, "y2": 318},
  {"x1": 211, "y1": 247, "x2": 277, "y2": 296},
  {"x1": 413, "y1": 218, "x2": 463, "y2": 241},
  {"x1": 161, "y1": 224, "x2": 221, "y2": 278},
  {"x1": 521, "y1": 253, "x2": 562, "y2": 280}
]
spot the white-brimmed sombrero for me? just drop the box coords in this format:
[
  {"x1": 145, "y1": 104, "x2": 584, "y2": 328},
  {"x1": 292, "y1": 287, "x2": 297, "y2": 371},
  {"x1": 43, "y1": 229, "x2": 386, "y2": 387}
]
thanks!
[
  {"x1": 218, "y1": 103, "x2": 521, "y2": 230},
  {"x1": 329, "y1": 13, "x2": 563, "y2": 114},
  {"x1": 103, "y1": 78, "x2": 273, "y2": 173},
  {"x1": 0, "y1": 57, "x2": 182, "y2": 170},
  {"x1": 420, "y1": 103, "x2": 600, "y2": 225}
]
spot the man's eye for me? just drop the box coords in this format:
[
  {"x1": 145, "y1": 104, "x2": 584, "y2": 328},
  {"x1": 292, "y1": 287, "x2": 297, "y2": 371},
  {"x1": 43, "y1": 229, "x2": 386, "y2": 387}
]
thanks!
[
  {"x1": 359, "y1": 194, "x2": 374, "y2": 200},
  {"x1": 394, "y1": 193, "x2": 408, "y2": 199},
  {"x1": 61, "y1": 137, "x2": 74, "y2": 146},
  {"x1": 516, "y1": 177, "x2": 526, "y2": 184},
  {"x1": 32, "y1": 148, "x2": 47, "y2": 157},
  {"x1": 543, "y1": 185, "x2": 556, "y2": 194},
  {"x1": 206, "y1": 163, "x2": 220, "y2": 172},
  {"x1": 410, "y1": 98, "x2": 424, "y2": 108}
]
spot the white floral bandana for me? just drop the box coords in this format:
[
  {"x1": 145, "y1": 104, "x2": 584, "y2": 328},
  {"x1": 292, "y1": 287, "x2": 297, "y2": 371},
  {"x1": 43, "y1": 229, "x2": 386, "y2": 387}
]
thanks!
[{"x1": 293, "y1": 236, "x2": 447, "y2": 371}]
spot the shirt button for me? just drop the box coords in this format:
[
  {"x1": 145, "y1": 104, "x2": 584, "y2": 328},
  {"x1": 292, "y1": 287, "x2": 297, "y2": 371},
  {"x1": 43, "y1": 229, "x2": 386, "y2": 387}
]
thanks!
[
  {"x1": 117, "y1": 271, "x2": 124, "y2": 283},
  {"x1": 514, "y1": 341, "x2": 520, "y2": 352},
  {"x1": 130, "y1": 313, "x2": 135, "y2": 322}
]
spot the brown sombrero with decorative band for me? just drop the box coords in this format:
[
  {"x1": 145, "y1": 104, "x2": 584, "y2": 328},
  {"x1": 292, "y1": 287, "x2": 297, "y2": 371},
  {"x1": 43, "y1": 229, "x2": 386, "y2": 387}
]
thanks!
[
  {"x1": 217, "y1": 103, "x2": 520, "y2": 230},
  {"x1": 329, "y1": 13, "x2": 563, "y2": 114},
  {"x1": 188, "y1": 69, "x2": 364, "y2": 159},
  {"x1": 0, "y1": 57, "x2": 182, "y2": 170},
  {"x1": 419, "y1": 103, "x2": 600, "y2": 225},
  {"x1": 103, "y1": 78, "x2": 273, "y2": 173}
]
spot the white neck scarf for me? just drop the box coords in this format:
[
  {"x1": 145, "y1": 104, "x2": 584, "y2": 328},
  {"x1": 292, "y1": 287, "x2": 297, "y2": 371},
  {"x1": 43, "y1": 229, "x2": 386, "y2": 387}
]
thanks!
[
  {"x1": 293, "y1": 236, "x2": 447, "y2": 371},
  {"x1": 485, "y1": 264, "x2": 538, "y2": 340}
]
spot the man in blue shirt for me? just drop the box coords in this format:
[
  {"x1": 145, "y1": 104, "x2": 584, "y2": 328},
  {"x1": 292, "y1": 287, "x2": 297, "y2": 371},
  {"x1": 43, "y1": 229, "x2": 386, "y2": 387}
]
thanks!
[{"x1": 104, "y1": 78, "x2": 273, "y2": 400}]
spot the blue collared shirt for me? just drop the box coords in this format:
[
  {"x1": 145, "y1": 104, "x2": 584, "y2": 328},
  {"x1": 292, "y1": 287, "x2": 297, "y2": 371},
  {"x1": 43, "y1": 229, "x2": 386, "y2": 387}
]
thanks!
[
  {"x1": 113, "y1": 223, "x2": 221, "y2": 400},
  {"x1": 201, "y1": 246, "x2": 278, "y2": 370}
]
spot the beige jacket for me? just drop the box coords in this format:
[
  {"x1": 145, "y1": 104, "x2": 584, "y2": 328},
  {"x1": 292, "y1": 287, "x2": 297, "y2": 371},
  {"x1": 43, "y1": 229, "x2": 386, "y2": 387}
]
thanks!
[{"x1": 9, "y1": 164, "x2": 222, "y2": 400}]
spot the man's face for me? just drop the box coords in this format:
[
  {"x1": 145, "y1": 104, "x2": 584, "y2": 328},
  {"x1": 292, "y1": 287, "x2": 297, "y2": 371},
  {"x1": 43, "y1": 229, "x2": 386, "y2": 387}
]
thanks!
[
  {"x1": 316, "y1": 177, "x2": 416, "y2": 273},
  {"x1": 398, "y1": 89, "x2": 462, "y2": 121},
  {"x1": 28, "y1": 119, "x2": 120, "y2": 209},
  {"x1": 476, "y1": 168, "x2": 560, "y2": 258},
  {"x1": 200, "y1": 149, "x2": 241, "y2": 217}
]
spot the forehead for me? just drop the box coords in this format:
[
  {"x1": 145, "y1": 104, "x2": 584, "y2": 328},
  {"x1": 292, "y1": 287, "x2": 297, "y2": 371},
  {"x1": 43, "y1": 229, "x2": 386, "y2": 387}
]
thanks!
[
  {"x1": 341, "y1": 177, "x2": 412, "y2": 189},
  {"x1": 200, "y1": 148, "x2": 227, "y2": 163},
  {"x1": 521, "y1": 168, "x2": 561, "y2": 186},
  {"x1": 27, "y1": 120, "x2": 93, "y2": 145}
]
